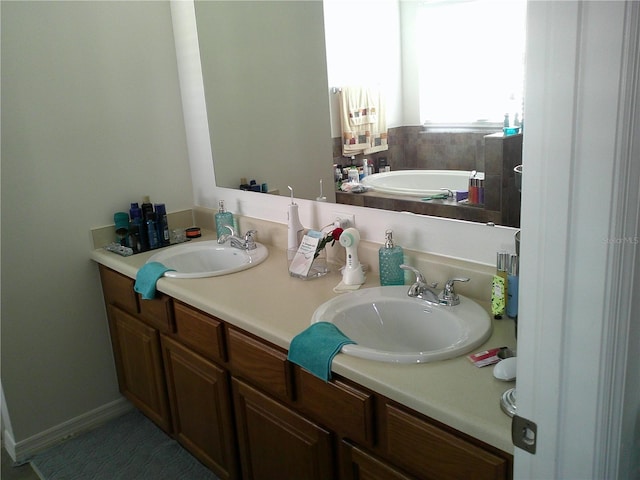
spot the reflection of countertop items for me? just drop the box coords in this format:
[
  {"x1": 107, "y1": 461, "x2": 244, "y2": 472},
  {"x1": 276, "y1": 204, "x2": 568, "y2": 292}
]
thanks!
[
  {"x1": 91, "y1": 230, "x2": 516, "y2": 454},
  {"x1": 336, "y1": 189, "x2": 503, "y2": 225}
]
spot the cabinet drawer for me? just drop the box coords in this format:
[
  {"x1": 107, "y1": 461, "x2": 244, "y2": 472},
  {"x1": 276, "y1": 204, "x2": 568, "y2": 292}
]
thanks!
[
  {"x1": 384, "y1": 403, "x2": 509, "y2": 480},
  {"x1": 173, "y1": 302, "x2": 226, "y2": 363},
  {"x1": 341, "y1": 441, "x2": 416, "y2": 480},
  {"x1": 227, "y1": 327, "x2": 293, "y2": 401},
  {"x1": 99, "y1": 266, "x2": 138, "y2": 314},
  {"x1": 138, "y1": 293, "x2": 173, "y2": 333},
  {"x1": 296, "y1": 368, "x2": 374, "y2": 447}
]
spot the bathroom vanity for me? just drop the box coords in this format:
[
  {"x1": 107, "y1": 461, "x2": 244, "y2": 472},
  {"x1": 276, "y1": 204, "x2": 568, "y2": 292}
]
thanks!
[{"x1": 92, "y1": 231, "x2": 515, "y2": 480}]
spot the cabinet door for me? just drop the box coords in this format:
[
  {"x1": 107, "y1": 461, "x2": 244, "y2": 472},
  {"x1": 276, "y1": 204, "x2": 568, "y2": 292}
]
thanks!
[
  {"x1": 340, "y1": 441, "x2": 416, "y2": 480},
  {"x1": 108, "y1": 305, "x2": 171, "y2": 432},
  {"x1": 162, "y1": 335, "x2": 238, "y2": 480},
  {"x1": 233, "y1": 378, "x2": 335, "y2": 480}
]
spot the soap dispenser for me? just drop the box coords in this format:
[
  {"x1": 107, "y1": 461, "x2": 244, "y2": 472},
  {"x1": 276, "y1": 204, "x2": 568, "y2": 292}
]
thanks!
[
  {"x1": 215, "y1": 200, "x2": 234, "y2": 238},
  {"x1": 379, "y1": 230, "x2": 404, "y2": 286},
  {"x1": 287, "y1": 186, "x2": 304, "y2": 259}
]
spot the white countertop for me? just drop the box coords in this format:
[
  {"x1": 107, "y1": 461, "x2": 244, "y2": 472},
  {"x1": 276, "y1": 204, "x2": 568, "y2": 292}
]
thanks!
[{"x1": 91, "y1": 234, "x2": 516, "y2": 454}]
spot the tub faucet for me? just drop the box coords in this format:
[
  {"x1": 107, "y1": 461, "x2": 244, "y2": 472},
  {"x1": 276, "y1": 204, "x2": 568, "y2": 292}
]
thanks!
[
  {"x1": 217, "y1": 225, "x2": 258, "y2": 251},
  {"x1": 400, "y1": 264, "x2": 440, "y2": 304}
]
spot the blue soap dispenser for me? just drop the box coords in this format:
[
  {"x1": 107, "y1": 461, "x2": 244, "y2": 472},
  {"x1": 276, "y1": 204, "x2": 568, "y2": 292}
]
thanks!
[
  {"x1": 215, "y1": 200, "x2": 234, "y2": 238},
  {"x1": 379, "y1": 230, "x2": 404, "y2": 286}
]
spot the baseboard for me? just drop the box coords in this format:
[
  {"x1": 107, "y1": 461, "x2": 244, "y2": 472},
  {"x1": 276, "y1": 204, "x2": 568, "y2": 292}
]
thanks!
[{"x1": 3, "y1": 398, "x2": 133, "y2": 464}]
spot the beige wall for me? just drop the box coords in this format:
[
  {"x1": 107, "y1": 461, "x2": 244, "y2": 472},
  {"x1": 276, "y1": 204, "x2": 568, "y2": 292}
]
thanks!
[{"x1": 1, "y1": 1, "x2": 193, "y2": 443}]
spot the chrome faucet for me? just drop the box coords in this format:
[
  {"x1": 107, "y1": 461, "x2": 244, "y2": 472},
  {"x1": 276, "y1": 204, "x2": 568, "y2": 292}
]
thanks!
[
  {"x1": 400, "y1": 264, "x2": 440, "y2": 304},
  {"x1": 217, "y1": 225, "x2": 258, "y2": 251},
  {"x1": 438, "y1": 277, "x2": 470, "y2": 306},
  {"x1": 400, "y1": 265, "x2": 470, "y2": 306}
]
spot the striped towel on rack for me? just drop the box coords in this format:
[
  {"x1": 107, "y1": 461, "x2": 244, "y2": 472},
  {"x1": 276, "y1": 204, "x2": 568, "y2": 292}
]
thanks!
[{"x1": 339, "y1": 86, "x2": 388, "y2": 157}]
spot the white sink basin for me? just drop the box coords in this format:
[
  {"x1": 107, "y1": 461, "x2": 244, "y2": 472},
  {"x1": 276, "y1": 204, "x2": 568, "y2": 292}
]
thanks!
[
  {"x1": 147, "y1": 240, "x2": 268, "y2": 278},
  {"x1": 311, "y1": 286, "x2": 492, "y2": 363}
]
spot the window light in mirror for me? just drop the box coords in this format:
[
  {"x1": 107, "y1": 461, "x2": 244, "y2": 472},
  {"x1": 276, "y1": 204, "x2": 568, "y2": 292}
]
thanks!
[{"x1": 417, "y1": 0, "x2": 527, "y2": 125}]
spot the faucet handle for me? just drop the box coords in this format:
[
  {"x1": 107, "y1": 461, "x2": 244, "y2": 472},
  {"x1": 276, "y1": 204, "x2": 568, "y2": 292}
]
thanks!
[
  {"x1": 244, "y1": 229, "x2": 257, "y2": 250},
  {"x1": 440, "y1": 277, "x2": 470, "y2": 306}
]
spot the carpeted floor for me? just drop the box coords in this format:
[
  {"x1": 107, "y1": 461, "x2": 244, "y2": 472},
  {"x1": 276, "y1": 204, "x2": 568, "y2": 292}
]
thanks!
[{"x1": 30, "y1": 410, "x2": 219, "y2": 480}]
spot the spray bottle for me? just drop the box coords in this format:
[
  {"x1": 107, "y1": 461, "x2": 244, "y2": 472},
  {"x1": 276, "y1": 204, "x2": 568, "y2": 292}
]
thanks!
[{"x1": 287, "y1": 186, "x2": 304, "y2": 259}]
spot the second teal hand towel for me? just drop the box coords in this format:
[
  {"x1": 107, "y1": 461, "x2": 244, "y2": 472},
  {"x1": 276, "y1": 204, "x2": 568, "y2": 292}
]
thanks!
[
  {"x1": 287, "y1": 322, "x2": 356, "y2": 382},
  {"x1": 134, "y1": 262, "x2": 174, "y2": 300}
]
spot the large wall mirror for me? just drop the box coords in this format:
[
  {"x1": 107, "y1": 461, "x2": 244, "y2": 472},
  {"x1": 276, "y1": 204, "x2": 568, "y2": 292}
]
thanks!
[{"x1": 195, "y1": 0, "x2": 525, "y2": 228}]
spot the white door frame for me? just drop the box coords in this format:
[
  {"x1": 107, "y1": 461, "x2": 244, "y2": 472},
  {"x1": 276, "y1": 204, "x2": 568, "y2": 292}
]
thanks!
[{"x1": 516, "y1": 1, "x2": 639, "y2": 478}]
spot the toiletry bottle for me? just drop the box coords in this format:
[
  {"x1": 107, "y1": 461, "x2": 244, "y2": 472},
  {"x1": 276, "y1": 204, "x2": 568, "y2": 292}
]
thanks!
[
  {"x1": 497, "y1": 251, "x2": 509, "y2": 288},
  {"x1": 130, "y1": 202, "x2": 146, "y2": 252},
  {"x1": 379, "y1": 230, "x2": 404, "y2": 286},
  {"x1": 215, "y1": 200, "x2": 234, "y2": 238},
  {"x1": 141, "y1": 195, "x2": 154, "y2": 223},
  {"x1": 114, "y1": 212, "x2": 129, "y2": 246},
  {"x1": 494, "y1": 251, "x2": 510, "y2": 319},
  {"x1": 348, "y1": 167, "x2": 360, "y2": 183},
  {"x1": 154, "y1": 203, "x2": 170, "y2": 246},
  {"x1": 146, "y1": 212, "x2": 159, "y2": 250},
  {"x1": 507, "y1": 254, "x2": 519, "y2": 318}
]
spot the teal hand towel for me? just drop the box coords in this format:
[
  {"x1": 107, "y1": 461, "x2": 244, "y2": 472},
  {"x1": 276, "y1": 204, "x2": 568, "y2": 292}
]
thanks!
[
  {"x1": 134, "y1": 262, "x2": 174, "y2": 300},
  {"x1": 287, "y1": 322, "x2": 356, "y2": 382}
]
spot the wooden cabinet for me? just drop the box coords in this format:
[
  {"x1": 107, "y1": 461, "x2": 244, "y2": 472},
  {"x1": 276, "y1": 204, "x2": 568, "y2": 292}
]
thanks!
[
  {"x1": 100, "y1": 265, "x2": 172, "y2": 433},
  {"x1": 162, "y1": 335, "x2": 238, "y2": 480},
  {"x1": 382, "y1": 403, "x2": 511, "y2": 480},
  {"x1": 99, "y1": 264, "x2": 138, "y2": 314},
  {"x1": 107, "y1": 304, "x2": 171, "y2": 432},
  {"x1": 232, "y1": 378, "x2": 335, "y2": 480},
  {"x1": 340, "y1": 441, "x2": 416, "y2": 480},
  {"x1": 227, "y1": 327, "x2": 293, "y2": 401},
  {"x1": 98, "y1": 266, "x2": 513, "y2": 480},
  {"x1": 174, "y1": 301, "x2": 226, "y2": 362},
  {"x1": 295, "y1": 368, "x2": 374, "y2": 447}
]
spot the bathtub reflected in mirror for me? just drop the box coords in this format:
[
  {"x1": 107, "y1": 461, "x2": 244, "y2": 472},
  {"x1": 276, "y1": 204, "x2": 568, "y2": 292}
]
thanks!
[
  {"x1": 335, "y1": 131, "x2": 522, "y2": 228},
  {"x1": 361, "y1": 170, "x2": 473, "y2": 197}
]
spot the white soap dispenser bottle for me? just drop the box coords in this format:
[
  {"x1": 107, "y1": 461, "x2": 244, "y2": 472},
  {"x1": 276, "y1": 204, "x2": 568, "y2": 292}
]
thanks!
[{"x1": 287, "y1": 186, "x2": 304, "y2": 259}]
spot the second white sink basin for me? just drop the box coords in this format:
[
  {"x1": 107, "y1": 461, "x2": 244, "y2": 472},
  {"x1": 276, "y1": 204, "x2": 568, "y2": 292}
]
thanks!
[
  {"x1": 147, "y1": 240, "x2": 268, "y2": 278},
  {"x1": 311, "y1": 286, "x2": 492, "y2": 363}
]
